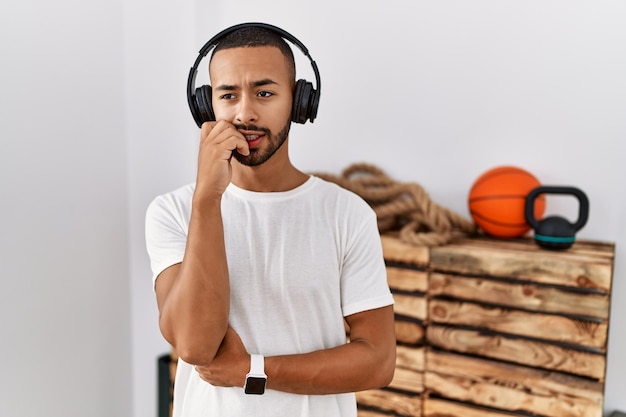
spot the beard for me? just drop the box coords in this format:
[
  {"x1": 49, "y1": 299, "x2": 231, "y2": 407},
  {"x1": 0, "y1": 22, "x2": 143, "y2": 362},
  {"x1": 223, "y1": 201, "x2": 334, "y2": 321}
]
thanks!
[{"x1": 232, "y1": 119, "x2": 291, "y2": 167}]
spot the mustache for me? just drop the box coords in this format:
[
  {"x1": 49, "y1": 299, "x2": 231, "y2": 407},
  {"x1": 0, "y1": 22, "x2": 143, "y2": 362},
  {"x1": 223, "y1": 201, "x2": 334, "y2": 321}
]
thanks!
[{"x1": 234, "y1": 124, "x2": 271, "y2": 135}]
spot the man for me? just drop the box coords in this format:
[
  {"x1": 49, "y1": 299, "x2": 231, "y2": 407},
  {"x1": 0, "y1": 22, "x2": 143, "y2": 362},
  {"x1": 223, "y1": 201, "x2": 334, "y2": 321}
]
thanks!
[{"x1": 146, "y1": 23, "x2": 396, "y2": 417}]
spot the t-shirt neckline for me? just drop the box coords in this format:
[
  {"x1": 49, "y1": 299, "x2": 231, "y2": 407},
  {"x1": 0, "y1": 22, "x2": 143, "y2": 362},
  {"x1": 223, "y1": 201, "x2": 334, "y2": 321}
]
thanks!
[{"x1": 226, "y1": 175, "x2": 317, "y2": 201}]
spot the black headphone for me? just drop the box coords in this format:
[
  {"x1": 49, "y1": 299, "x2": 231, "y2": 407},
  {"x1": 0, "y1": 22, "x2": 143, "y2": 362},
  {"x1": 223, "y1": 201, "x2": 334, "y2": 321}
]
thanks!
[{"x1": 187, "y1": 22, "x2": 321, "y2": 128}]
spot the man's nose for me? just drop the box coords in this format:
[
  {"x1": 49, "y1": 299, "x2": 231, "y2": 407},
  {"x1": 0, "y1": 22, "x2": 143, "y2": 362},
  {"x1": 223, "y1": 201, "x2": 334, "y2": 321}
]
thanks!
[{"x1": 235, "y1": 95, "x2": 258, "y2": 124}]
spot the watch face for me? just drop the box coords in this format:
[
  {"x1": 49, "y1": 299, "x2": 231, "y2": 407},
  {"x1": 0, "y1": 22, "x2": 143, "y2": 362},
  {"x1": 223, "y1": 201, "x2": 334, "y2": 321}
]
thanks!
[{"x1": 244, "y1": 376, "x2": 266, "y2": 395}]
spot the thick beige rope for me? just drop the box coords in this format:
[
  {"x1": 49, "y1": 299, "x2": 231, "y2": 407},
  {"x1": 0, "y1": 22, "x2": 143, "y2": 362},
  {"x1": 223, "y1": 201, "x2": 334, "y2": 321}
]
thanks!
[{"x1": 314, "y1": 163, "x2": 477, "y2": 246}]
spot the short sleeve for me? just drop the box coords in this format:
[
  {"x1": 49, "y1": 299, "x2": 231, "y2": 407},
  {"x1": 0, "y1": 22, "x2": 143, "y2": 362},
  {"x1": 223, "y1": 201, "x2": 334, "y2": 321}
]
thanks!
[
  {"x1": 340, "y1": 207, "x2": 394, "y2": 317},
  {"x1": 145, "y1": 188, "x2": 192, "y2": 288}
]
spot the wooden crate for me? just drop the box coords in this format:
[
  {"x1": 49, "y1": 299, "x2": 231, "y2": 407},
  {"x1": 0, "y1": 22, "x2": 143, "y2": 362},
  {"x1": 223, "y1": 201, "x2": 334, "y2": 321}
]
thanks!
[{"x1": 363, "y1": 234, "x2": 615, "y2": 417}]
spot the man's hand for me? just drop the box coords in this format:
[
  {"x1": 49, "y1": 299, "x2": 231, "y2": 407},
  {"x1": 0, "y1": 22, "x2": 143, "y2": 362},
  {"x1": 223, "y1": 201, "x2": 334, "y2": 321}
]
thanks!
[
  {"x1": 195, "y1": 326, "x2": 250, "y2": 388},
  {"x1": 195, "y1": 121, "x2": 250, "y2": 202},
  {"x1": 154, "y1": 122, "x2": 243, "y2": 366}
]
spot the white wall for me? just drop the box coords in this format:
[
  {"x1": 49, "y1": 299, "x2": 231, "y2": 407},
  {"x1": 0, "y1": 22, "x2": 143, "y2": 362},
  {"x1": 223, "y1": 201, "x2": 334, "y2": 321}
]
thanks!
[
  {"x1": 130, "y1": 1, "x2": 626, "y2": 416},
  {"x1": 1, "y1": 1, "x2": 624, "y2": 417},
  {"x1": 0, "y1": 1, "x2": 132, "y2": 416},
  {"x1": 123, "y1": 1, "x2": 199, "y2": 416}
]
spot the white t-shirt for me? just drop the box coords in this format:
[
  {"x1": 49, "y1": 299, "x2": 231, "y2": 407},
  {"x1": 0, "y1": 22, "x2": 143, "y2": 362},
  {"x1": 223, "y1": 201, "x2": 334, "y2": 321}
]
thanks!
[{"x1": 145, "y1": 176, "x2": 394, "y2": 417}]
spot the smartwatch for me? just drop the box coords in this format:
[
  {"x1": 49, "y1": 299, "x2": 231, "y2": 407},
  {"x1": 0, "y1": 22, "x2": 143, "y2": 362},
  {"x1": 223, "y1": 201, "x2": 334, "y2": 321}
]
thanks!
[{"x1": 244, "y1": 354, "x2": 267, "y2": 395}]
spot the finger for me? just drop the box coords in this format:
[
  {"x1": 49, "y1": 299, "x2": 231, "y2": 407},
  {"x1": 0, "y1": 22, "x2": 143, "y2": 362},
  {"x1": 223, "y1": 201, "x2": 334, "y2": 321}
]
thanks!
[
  {"x1": 200, "y1": 120, "x2": 235, "y2": 146},
  {"x1": 233, "y1": 138, "x2": 250, "y2": 156},
  {"x1": 200, "y1": 121, "x2": 217, "y2": 139},
  {"x1": 213, "y1": 129, "x2": 249, "y2": 156}
]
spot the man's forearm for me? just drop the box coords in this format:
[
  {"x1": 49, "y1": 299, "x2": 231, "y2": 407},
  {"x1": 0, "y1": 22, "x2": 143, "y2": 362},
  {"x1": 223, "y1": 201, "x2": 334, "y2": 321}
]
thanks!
[
  {"x1": 264, "y1": 339, "x2": 395, "y2": 395},
  {"x1": 265, "y1": 306, "x2": 396, "y2": 395},
  {"x1": 158, "y1": 198, "x2": 231, "y2": 365}
]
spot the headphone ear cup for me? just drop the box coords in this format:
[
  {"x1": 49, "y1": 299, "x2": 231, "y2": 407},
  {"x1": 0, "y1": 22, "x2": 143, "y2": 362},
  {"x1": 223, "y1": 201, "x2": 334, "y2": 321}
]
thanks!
[
  {"x1": 308, "y1": 87, "x2": 320, "y2": 123},
  {"x1": 195, "y1": 85, "x2": 215, "y2": 124},
  {"x1": 189, "y1": 90, "x2": 204, "y2": 128},
  {"x1": 292, "y1": 79, "x2": 314, "y2": 124}
]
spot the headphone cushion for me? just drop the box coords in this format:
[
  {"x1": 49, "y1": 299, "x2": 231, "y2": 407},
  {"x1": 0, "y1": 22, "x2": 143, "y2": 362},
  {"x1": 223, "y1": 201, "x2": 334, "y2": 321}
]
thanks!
[
  {"x1": 292, "y1": 79, "x2": 313, "y2": 124},
  {"x1": 195, "y1": 85, "x2": 215, "y2": 123}
]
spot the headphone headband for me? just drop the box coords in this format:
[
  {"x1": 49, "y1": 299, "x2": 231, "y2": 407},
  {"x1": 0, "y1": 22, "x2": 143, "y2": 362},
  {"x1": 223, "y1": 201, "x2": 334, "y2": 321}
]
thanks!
[{"x1": 186, "y1": 22, "x2": 321, "y2": 127}]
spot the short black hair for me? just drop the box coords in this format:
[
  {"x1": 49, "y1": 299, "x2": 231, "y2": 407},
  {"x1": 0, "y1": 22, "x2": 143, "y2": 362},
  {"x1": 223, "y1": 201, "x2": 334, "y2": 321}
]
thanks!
[{"x1": 211, "y1": 26, "x2": 296, "y2": 81}]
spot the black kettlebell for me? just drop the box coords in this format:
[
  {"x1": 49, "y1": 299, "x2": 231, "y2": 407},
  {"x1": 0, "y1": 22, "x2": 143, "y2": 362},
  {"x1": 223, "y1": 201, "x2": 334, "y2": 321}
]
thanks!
[{"x1": 525, "y1": 186, "x2": 589, "y2": 250}]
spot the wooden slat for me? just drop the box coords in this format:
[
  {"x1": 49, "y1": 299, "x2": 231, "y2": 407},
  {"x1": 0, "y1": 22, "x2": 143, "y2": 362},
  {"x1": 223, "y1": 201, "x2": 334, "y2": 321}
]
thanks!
[
  {"x1": 382, "y1": 234, "x2": 430, "y2": 266},
  {"x1": 447, "y1": 236, "x2": 615, "y2": 260},
  {"x1": 356, "y1": 389, "x2": 422, "y2": 416},
  {"x1": 394, "y1": 293, "x2": 427, "y2": 321},
  {"x1": 357, "y1": 409, "x2": 396, "y2": 417},
  {"x1": 389, "y1": 366, "x2": 424, "y2": 393},
  {"x1": 395, "y1": 319, "x2": 424, "y2": 345},
  {"x1": 387, "y1": 266, "x2": 429, "y2": 293},
  {"x1": 397, "y1": 345, "x2": 425, "y2": 372},
  {"x1": 426, "y1": 350, "x2": 604, "y2": 417},
  {"x1": 429, "y1": 299, "x2": 608, "y2": 350},
  {"x1": 356, "y1": 410, "x2": 383, "y2": 417},
  {"x1": 424, "y1": 397, "x2": 527, "y2": 417},
  {"x1": 563, "y1": 239, "x2": 616, "y2": 259},
  {"x1": 427, "y1": 325, "x2": 606, "y2": 380},
  {"x1": 389, "y1": 346, "x2": 425, "y2": 394},
  {"x1": 429, "y1": 240, "x2": 613, "y2": 292},
  {"x1": 429, "y1": 272, "x2": 610, "y2": 319}
]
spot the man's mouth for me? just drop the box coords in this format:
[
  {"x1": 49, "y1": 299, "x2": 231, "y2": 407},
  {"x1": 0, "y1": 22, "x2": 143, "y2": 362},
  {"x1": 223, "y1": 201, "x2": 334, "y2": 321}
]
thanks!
[{"x1": 239, "y1": 130, "x2": 265, "y2": 149}]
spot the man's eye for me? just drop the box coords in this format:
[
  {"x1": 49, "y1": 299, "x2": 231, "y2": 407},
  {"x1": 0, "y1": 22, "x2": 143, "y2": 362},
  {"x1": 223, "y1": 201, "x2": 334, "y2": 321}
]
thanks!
[
  {"x1": 258, "y1": 91, "x2": 273, "y2": 98},
  {"x1": 220, "y1": 93, "x2": 235, "y2": 100}
]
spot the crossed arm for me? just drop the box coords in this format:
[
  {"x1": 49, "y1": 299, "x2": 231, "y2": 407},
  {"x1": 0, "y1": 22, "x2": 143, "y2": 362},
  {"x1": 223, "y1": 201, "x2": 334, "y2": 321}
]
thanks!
[
  {"x1": 194, "y1": 305, "x2": 395, "y2": 395},
  {"x1": 156, "y1": 255, "x2": 396, "y2": 394}
]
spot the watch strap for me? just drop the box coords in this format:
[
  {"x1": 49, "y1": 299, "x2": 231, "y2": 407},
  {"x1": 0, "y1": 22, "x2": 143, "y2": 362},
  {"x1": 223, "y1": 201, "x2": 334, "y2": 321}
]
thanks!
[
  {"x1": 249, "y1": 354, "x2": 266, "y2": 377},
  {"x1": 244, "y1": 354, "x2": 267, "y2": 394}
]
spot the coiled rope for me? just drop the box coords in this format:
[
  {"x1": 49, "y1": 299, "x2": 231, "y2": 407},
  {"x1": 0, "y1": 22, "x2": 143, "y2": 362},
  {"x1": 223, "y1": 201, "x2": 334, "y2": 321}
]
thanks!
[{"x1": 314, "y1": 163, "x2": 477, "y2": 246}]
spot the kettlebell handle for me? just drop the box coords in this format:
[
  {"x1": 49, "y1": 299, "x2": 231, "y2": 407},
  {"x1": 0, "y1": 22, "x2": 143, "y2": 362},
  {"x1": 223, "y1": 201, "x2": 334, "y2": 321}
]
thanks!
[{"x1": 525, "y1": 186, "x2": 589, "y2": 231}]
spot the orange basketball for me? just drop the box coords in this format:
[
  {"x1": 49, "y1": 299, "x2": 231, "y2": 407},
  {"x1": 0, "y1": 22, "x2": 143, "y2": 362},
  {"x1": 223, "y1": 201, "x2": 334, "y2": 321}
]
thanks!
[{"x1": 468, "y1": 166, "x2": 545, "y2": 238}]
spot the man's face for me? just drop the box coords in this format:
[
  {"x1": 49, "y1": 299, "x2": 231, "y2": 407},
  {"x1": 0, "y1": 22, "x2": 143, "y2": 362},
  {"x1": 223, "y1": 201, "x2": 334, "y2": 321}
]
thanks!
[{"x1": 209, "y1": 46, "x2": 294, "y2": 167}]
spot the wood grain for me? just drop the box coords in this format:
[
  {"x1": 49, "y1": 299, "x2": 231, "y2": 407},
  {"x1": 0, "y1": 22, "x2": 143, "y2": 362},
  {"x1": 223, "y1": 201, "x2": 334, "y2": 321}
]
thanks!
[
  {"x1": 356, "y1": 389, "x2": 422, "y2": 416},
  {"x1": 395, "y1": 319, "x2": 425, "y2": 345},
  {"x1": 426, "y1": 325, "x2": 606, "y2": 380},
  {"x1": 423, "y1": 397, "x2": 528, "y2": 417},
  {"x1": 381, "y1": 234, "x2": 430, "y2": 266},
  {"x1": 394, "y1": 293, "x2": 428, "y2": 321},
  {"x1": 387, "y1": 266, "x2": 429, "y2": 293},
  {"x1": 429, "y1": 299, "x2": 608, "y2": 349},
  {"x1": 389, "y1": 366, "x2": 424, "y2": 393},
  {"x1": 429, "y1": 239, "x2": 613, "y2": 292},
  {"x1": 397, "y1": 345, "x2": 425, "y2": 372},
  {"x1": 425, "y1": 350, "x2": 604, "y2": 417},
  {"x1": 429, "y1": 272, "x2": 610, "y2": 319}
]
